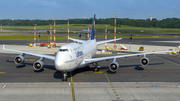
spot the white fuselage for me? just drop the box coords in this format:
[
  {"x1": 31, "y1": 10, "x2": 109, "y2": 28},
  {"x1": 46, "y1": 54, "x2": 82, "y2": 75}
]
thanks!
[{"x1": 55, "y1": 39, "x2": 97, "y2": 72}]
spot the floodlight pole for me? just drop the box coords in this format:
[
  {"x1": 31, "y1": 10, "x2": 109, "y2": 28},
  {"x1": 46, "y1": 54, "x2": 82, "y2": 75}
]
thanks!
[
  {"x1": 34, "y1": 24, "x2": 36, "y2": 47},
  {"x1": 129, "y1": 42, "x2": 131, "y2": 53},
  {"x1": 105, "y1": 25, "x2": 107, "y2": 49},
  {"x1": 50, "y1": 24, "x2": 52, "y2": 43},
  {"x1": 114, "y1": 14, "x2": 116, "y2": 48},
  {"x1": 88, "y1": 25, "x2": 89, "y2": 40},
  {"x1": 129, "y1": 34, "x2": 132, "y2": 54},
  {"x1": 38, "y1": 33, "x2": 40, "y2": 43},
  {"x1": 47, "y1": 31, "x2": 50, "y2": 43},
  {"x1": 54, "y1": 18, "x2": 56, "y2": 46},
  {"x1": 1, "y1": 23, "x2": 2, "y2": 30},
  {"x1": 68, "y1": 18, "x2": 69, "y2": 43}
]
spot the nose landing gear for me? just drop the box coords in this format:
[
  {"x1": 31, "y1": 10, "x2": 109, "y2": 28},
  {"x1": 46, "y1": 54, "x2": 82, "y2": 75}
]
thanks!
[{"x1": 62, "y1": 72, "x2": 67, "y2": 81}]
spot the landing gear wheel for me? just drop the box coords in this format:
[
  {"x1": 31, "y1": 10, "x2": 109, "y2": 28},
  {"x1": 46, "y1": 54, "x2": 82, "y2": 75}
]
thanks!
[
  {"x1": 92, "y1": 62, "x2": 100, "y2": 72},
  {"x1": 93, "y1": 67, "x2": 99, "y2": 72},
  {"x1": 62, "y1": 77, "x2": 67, "y2": 81},
  {"x1": 84, "y1": 65, "x2": 90, "y2": 71},
  {"x1": 62, "y1": 72, "x2": 68, "y2": 81}
]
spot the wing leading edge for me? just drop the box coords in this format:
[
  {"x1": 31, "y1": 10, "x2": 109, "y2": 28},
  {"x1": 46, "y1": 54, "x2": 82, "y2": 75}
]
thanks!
[
  {"x1": 83, "y1": 50, "x2": 173, "y2": 64},
  {"x1": 97, "y1": 38, "x2": 122, "y2": 45},
  {"x1": 2, "y1": 45, "x2": 55, "y2": 61},
  {"x1": 68, "y1": 38, "x2": 85, "y2": 43}
]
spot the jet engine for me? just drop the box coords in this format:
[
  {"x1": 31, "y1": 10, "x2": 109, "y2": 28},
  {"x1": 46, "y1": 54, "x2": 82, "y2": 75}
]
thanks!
[
  {"x1": 140, "y1": 57, "x2": 149, "y2": 66},
  {"x1": 33, "y1": 61, "x2": 44, "y2": 71},
  {"x1": 109, "y1": 62, "x2": 119, "y2": 72},
  {"x1": 14, "y1": 55, "x2": 25, "y2": 64}
]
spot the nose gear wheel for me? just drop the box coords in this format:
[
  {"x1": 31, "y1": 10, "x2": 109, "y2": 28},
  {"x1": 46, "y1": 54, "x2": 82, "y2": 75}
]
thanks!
[{"x1": 62, "y1": 72, "x2": 67, "y2": 81}]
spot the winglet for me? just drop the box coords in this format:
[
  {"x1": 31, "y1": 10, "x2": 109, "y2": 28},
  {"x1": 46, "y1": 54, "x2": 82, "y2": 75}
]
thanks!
[
  {"x1": 90, "y1": 14, "x2": 96, "y2": 40},
  {"x1": 2, "y1": 44, "x2": 5, "y2": 50}
]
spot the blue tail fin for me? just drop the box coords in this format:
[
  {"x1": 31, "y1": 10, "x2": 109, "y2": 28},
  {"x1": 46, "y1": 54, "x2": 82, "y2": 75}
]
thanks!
[{"x1": 90, "y1": 14, "x2": 95, "y2": 40}]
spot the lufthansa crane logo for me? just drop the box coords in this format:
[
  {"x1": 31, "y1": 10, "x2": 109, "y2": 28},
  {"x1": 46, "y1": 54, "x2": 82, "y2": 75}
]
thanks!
[{"x1": 75, "y1": 51, "x2": 83, "y2": 57}]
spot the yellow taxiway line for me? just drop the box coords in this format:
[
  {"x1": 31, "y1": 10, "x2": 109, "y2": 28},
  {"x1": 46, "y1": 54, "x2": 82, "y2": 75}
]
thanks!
[
  {"x1": 0, "y1": 72, "x2": 6, "y2": 74},
  {"x1": 104, "y1": 72, "x2": 120, "y2": 100},
  {"x1": 70, "y1": 72, "x2": 76, "y2": 101},
  {"x1": 95, "y1": 71, "x2": 103, "y2": 73}
]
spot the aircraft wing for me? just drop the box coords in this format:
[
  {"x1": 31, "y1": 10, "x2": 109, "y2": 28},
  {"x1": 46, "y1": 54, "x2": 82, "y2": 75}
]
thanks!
[
  {"x1": 83, "y1": 50, "x2": 172, "y2": 64},
  {"x1": 96, "y1": 38, "x2": 122, "y2": 45},
  {"x1": 2, "y1": 45, "x2": 55, "y2": 61},
  {"x1": 68, "y1": 38, "x2": 85, "y2": 43}
]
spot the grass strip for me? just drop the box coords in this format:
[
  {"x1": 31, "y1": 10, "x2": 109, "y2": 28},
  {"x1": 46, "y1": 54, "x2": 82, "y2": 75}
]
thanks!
[
  {"x1": 0, "y1": 35, "x2": 78, "y2": 40},
  {"x1": 0, "y1": 34, "x2": 178, "y2": 40},
  {"x1": 2, "y1": 24, "x2": 180, "y2": 31},
  {"x1": 96, "y1": 34, "x2": 178, "y2": 38}
]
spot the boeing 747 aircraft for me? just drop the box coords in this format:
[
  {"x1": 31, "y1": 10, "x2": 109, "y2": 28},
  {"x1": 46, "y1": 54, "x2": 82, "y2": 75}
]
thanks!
[{"x1": 2, "y1": 15, "x2": 174, "y2": 81}]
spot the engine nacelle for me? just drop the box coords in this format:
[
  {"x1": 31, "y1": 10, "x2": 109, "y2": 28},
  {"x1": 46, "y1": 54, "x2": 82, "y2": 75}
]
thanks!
[
  {"x1": 140, "y1": 57, "x2": 149, "y2": 66},
  {"x1": 14, "y1": 55, "x2": 25, "y2": 64},
  {"x1": 109, "y1": 62, "x2": 119, "y2": 72},
  {"x1": 33, "y1": 61, "x2": 44, "y2": 71}
]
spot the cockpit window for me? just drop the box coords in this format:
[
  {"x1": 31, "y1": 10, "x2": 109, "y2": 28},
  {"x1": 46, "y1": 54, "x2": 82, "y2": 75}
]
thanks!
[{"x1": 59, "y1": 49, "x2": 68, "y2": 52}]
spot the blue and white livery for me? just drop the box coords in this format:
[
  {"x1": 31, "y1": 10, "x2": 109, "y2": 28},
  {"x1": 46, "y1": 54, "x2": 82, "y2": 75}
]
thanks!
[{"x1": 2, "y1": 14, "x2": 174, "y2": 81}]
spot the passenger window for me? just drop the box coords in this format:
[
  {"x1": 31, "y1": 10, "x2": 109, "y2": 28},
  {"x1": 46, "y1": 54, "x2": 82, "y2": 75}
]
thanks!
[{"x1": 59, "y1": 49, "x2": 68, "y2": 52}]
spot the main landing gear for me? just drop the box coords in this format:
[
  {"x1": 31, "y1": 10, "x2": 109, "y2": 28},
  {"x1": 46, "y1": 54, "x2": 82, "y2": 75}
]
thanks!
[
  {"x1": 84, "y1": 65, "x2": 90, "y2": 71},
  {"x1": 92, "y1": 62, "x2": 100, "y2": 72},
  {"x1": 62, "y1": 72, "x2": 67, "y2": 81}
]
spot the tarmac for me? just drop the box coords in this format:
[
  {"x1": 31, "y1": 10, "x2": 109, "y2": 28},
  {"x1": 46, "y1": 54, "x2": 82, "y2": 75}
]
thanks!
[
  {"x1": 1, "y1": 39, "x2": 180, "y2": 101},
  {"x1": 0, "y1": 82, "x2": 180, "y2": 101}
]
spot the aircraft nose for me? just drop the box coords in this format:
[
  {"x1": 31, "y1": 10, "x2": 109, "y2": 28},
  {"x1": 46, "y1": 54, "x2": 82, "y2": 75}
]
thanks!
[
  {"x1": 55, "y1": 57, "x2": 65, "y2": 71},
  {"x1": 54, "y1": 52, "x2": 68, "y2": 71}
]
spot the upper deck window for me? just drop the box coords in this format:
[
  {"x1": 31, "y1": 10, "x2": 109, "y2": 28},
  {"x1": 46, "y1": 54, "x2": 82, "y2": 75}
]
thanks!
[{"x1": 59, "y1": 49, "x2": 68, "y2": 52}]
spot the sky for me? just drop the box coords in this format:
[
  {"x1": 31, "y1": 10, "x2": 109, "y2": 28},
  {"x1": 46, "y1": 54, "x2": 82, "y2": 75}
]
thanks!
[{"x1": 0, "y1": 0, "x2": 180, "y2": 20}]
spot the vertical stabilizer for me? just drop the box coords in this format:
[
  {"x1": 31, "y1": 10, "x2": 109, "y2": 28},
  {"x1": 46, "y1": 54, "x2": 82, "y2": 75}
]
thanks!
[{"x1": 90, "y1": 14, "x2": 96, "y2": 40}]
